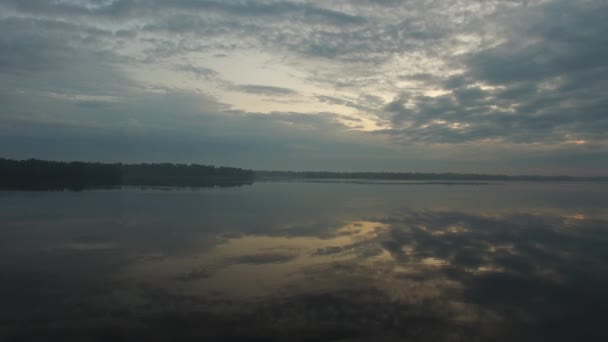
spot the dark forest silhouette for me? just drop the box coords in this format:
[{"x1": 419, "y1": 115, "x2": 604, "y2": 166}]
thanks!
[
  {"x1": 1, "y1": 158, "x2": 606, "y2": 190},
  {"x1": 0, "y1": 158, "x2": 254, "y2": 190}
]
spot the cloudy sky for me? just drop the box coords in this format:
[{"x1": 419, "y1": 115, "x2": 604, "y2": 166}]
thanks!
[{"x1": 1, "y1": 0, "x2": 607, "y2": 175}]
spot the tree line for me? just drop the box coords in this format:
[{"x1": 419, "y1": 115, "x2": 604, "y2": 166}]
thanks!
[
  {"x1": 2, "y1": 158, "x2": 605, "y2": 190},
  {"x1": 0, "y1": 158, "x2": 254, "y2": 190}
]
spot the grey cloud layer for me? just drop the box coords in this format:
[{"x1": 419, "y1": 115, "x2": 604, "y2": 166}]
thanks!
[
  {"x1": 0, "y1": 90, "x2": 395, "y2": 169},
  {"x1": 1, "y1": 0, "x2": 607, "y2": 173},
  {"x1": 378, "y1": 0, "x2": 608, "y2": 145}
]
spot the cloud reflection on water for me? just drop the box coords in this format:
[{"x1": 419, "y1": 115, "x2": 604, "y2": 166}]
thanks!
[{"x1": 1, "y1": 184, "x2": 608, "y2": 341}]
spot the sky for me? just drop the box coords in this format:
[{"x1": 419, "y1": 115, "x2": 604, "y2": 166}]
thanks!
[{"x1": 1, "y1": 0, "x2": 607, "y2": 175}]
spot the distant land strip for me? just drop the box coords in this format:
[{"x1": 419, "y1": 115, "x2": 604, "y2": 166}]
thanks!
[
  {"x1": 0, "y1": 158, "x2": 254, "y2": 190},
  {"x1": 255, "y1": 170, "x2": 608, "y2": 182},
  {"x1": 1, "y1": 158, "x2": 606, "y2": 190}
]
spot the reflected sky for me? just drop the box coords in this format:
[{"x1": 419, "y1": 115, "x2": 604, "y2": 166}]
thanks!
[{"x1": 1, "y1": 182, "x2": 608, "y2": 341}]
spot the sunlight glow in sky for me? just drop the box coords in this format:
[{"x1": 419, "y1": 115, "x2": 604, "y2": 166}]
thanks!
[{"x1": 1, "y1": 0, "x2": 607, "y2": 175}]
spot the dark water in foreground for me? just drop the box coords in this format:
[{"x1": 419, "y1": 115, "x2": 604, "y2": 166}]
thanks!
[{"x1": 1, "y1": 181, "x2": 608, "y2": 341}]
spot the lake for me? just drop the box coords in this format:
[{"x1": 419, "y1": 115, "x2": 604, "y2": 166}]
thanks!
[{"x1": 1, "y1": 181, "x2": 608, "y2": 341}]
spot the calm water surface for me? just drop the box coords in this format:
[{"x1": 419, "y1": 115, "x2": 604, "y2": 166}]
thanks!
[{"x1": 1, "y1": 181, "x2": 608, "y2": 341}]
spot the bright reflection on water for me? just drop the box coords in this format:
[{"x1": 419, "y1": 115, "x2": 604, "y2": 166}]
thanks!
[{"x1": 1, "y1": 181, "x2": 608, "y2": 341}]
